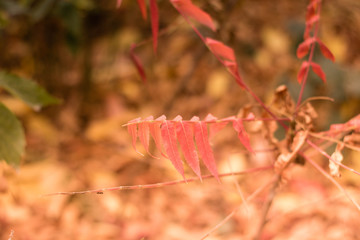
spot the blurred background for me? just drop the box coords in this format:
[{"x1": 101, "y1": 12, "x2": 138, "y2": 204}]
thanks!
[{"x1": 0, "y1": 0, "x2": 360, "y2": 239}]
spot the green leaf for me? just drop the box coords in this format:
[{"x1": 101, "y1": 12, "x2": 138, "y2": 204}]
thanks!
[
  {"x1": 0, "y1": 71, "x2": 60, "y2": 110},
  {"x1": 0, "y1": 103, "x2": 25, "y2": 167}
]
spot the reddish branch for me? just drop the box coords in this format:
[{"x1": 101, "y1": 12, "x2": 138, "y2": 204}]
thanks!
[{"x1": 43, "y1": 166, "x2": 273, "y2": 196}]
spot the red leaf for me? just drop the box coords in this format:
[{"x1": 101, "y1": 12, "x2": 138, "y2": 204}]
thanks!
[
  {"x1": 174, "y1": 116, "x2": 201, "y2": 179},
  {"x1": 307, "y1": 13, "x2": 320, "y2": 26},
  {"x1": 136, "y1": 0, "x2": 147, "y2": 20},
  {"x1": 205, "y1": 38, "x2": 235, "y2": 61},
  {"x1": 205, "y1": 38, "x2": 246, "y2": 88},
  {"x1": 170, "y1": 0, "x2": 216, "y2": 31},
  {"x1": 310, "y1": 62, "x2": 326, "y2": 83},
  {"x1": 306, "y1": 1, "x2": 318, "y2": 21},
  {"x1": 161, "y1": 120, "x2": 184, "y2": 178},
  {"x1": 149, "y1": 115, "x2": 166, "y2": 157},
  {"x1": 150, "y1": 0, "x2": 159, "y2": 54},
  {"x1": 307, "y1": 0, "x2": 321, "y2": 15},
  {"x1": 232, "y1": 119, "x2": 254, "y2": 153},
  {"x1": 304, "y1": 24, "x2": 311, "y2": 40},
  {"x1": 204, "y1": 114, "x2": 228, "y2": 138},
  {"x1": 223, "y1": 60, "x2": 245, "y2": 88},
  {"x1": 116, "y1": 0, "x2": 123, "y2": 8},
  {"x1": 130, "y1": 44, "x2": 147, "y2": 83},
  {"x1": 138, "y1": 116, "x2": 159, "y2": 158},
  {"x1": 297, "y1": 37, "x2": 316, "y2": 59},
  {"x1": 329, "y1": 123, "x2": 345, "y2": 132},
  {"x1": 138, "y1": 120, "x2": 150, "y2": 153},
  {"x1": 128, "y1": 117, "x2": 144, "y2": 156},
  {"x1": 297, "y1": 61, "x2": 309, "y2": 84},
  {"x1": 328, "y1": 114, "x2": 360, "y2": 134},
  {"x1": 192, "y1": 116, "x2": 219, "y2": 181},
  {"x1": 204, "y1": 113, "x2": 218, "y2": 123},
  {"x1": 316, "y1": 38, "x2": 335, "y2": 62},
  {"x1": 347, "y1": 114, "x2": 360, "y2": 132}
]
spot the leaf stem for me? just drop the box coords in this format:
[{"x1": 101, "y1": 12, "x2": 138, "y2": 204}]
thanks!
[
  {"x1": 307, "y1": 139, "x2": 360, "y2": 176},
  {"x1": 254, "y1": 174, "x2": 281, "y2": 240},
  {"x1": 200, "y1": 177, "x2": 276, "y2": 240},
  {"x1": 296, "y1": 3, "x2": 322, "y2": 109},
  {"x1": 300, "y1": 151, "x2": 360, "y2": 212},
  {"x1": 42, "y1": 166, "x2": 273, "y2": 197}
]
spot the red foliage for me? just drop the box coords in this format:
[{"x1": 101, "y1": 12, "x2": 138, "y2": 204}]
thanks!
[
  {"x1": 149, "y1": 115, "x2": 166, "y2": 157},
  {"x1": 296, "y1": 37, "x2": 316, "y2": 59},
  {"x1": 136, "y1": 0, "x2": 147, "y2": 20},
  {"x1": 116, "y1": 0, "x2": 123, "y2": 8},
  {"x1": 129, "y1": 44, "x2": 147, "y2": 83},
  {"x1": 126, "y1": 115, "x2": 254, "y2": 180},
  {"x1": 205, "y1": 38, "x2": 236, "y2": 61},
  {"x1": 174, "y1": 115, "x2": 201, "y2": 180},
  {"x1": 161, "y1": 119, "x2": 185, "y2": 179},
  {"x1": 170, "y1": 0, "x2": 216, "y2": 31},
  {"x1": 310, "y1": 62, "x2": 326, "y2": 83},
  {"x1": 296, "y1": 0, "x2": 334, "y2": 88},
  {"x1": 232, "y1": 118, "x2": 254, "y2": 153},
  {"x1": 317, "y1": 38, "x2": 335, "y2": 62},
  {"x1": 127, "y1": 117, "x2": 143, "y2": 156},
  {"x1": 150, "y1": 0, "x2": 159, "y2": 53},
  {"x1": 297, "y1": 61, "x2": 309, "y2": 83}
]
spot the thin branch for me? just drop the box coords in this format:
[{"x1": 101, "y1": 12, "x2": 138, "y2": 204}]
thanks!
[
  {"x1": 200, "y1": 177, "x2": 276, "y2": 240},
  {"x1": 300, "y1": 152, "x2": 360, "y2": 212},
  {"x1": 254, "y1": 174, "x2": 281, "y2": 240},
  {"x1": 296, "y1": 3, "x2": 322, "y2": 109},
  {"x1": 309, "y1": 132, "x2": 360, "y2": 152},
  {"x1": 296, "y1": 96, "x2": 334, "y2": 113},
  {"x1": 227, "y1": 158, "x2": 249, "y2": 214},
  {"x1": 254, "y1": 130, "x2": 308, "y2": 239},
  {"x1": 43, "y1": 166, "x2": 273, "y2": 197},
  {"x1": 307, "y1": 139, "x2": 360, "y2": 176},
  {"x1": 173, "y1": 4, "x2": 289, "y2": 130}
]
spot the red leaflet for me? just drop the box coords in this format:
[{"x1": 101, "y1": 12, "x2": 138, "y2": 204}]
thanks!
[
  {"x1": 174, "y1": 116, "x2": 201, "y2": 179},
  {"x1": 347, "y1": 114, "x2": 360, "y2": 133},
  {"x1": 150, "y1": 115, "x2": 166, "y2": 157},
  {"x1": 316, "y1": 38, "x2": 335, "y2": 62},
  {"x1": 136, "y1": 0, "x2": 147, "y2": 20},
  {"x1": 311, "y1": 62, "x2": 326, "y2": 83},
  {"x1": 307, "y1": 14, "x2": 320, "y2": 26},
  {"x1": 329, "y1": 123, "x2": 345, "y2": 132},
  {"x1": 297, "y1": 37, "x2": 316, "y2": 59},
  {"x1": 297, "y1": 61, "x2": 309, "y2": 83},
  {"x1": 161, "y1": 120, "x2": 184, "y2": 178},
  {"x1": 232, "y1": 119, "x2": 254, "y2": 153},
  {"x1": 304, "y1": 23, "x2": 311, "y2": 40},
  {"x1": 307, "y1": 0, "x2": 321, "y2": 13},
  {"x1": 328, "y1": 114, "x2": 360, "y2": 133},
  {"x1": 170, "y1": 0, "x2": 216, "y2": 31},
  {"x1": 150, "y1": 0, "x2": 159, "y2": 54},
  {"x1": 205, "y1": 38, "x2": 245, "y2": 88},
  {"x1": 128, "y1": 117, "x2": 144, "y2": 156},
  {"x1": 223, "y1": 60, "x2": 245, "y2": 88},
  {"x1": 130, "y1": 44, "x2": 147, "y2": 83},
  {"x1": 138, "y1": 116, "x2": 159, "y2": 158},
  {"x1": 204, "y1": 114, "x2": 228, "y2": 138},
  {"x1": 306, "y1": 1, "x2": 317, "y2": 21},
  {"x1": 348, "y1": 114, "x2": 360, "y2": 128},
  {"x1": 192, "y1": 116, "x2": 219, "y2": 181},
  {"x1": 116, "y1": 0, "x2": 122, "y2": 8},
  {"x1": 205, "y1": 38, "x2": 235, "y2": 61}
]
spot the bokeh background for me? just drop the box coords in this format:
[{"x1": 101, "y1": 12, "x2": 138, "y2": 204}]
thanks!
[{"x1": 0, "y1": 0, "x2": 360, "y2": 239}]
